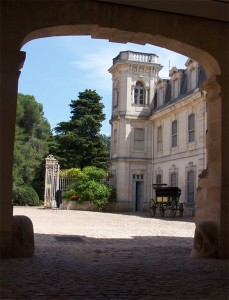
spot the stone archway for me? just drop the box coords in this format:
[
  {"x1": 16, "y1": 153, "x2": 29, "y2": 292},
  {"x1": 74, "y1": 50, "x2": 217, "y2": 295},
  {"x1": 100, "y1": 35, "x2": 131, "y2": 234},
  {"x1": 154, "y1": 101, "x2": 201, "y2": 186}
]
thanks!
[{"x1": 0, "y1": 0, "x2": 228, "y2": 259}]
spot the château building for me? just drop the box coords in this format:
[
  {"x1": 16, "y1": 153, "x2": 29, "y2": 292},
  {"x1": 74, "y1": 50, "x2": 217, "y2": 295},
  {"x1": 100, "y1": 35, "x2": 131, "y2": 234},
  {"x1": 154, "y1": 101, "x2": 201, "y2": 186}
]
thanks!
[{"x1": 109, "y1": 51, "x2": 207, "y2": 215}]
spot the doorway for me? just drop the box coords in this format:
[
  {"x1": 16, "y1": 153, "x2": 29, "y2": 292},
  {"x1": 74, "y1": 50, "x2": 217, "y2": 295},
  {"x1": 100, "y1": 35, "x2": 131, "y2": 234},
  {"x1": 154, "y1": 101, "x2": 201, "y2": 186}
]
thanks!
[
  {"x1": 135, "y1": 181, "x2": 144, "y2": 211},
  {"x1": 133, "y1": 174, "x2": 144, "y2": 212}
]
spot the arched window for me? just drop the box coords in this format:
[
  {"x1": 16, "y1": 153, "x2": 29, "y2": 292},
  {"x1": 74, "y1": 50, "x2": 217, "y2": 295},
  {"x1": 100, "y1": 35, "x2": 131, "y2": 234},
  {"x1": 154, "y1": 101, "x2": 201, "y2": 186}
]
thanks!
[{"x1": 134, "y1": 81, "x2": 145, "y2": 105}]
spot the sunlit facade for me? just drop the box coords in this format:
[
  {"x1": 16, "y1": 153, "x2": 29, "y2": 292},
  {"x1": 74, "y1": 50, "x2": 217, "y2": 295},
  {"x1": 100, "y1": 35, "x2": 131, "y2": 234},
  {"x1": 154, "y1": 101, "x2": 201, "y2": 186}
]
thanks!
[{"x1": 109, "y1": 51, "x2": 207, "y2": 215}]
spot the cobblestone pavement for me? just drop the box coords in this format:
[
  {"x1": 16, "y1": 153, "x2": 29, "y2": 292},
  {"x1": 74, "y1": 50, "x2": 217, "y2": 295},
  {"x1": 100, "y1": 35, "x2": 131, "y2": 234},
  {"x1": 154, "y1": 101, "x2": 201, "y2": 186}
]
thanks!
[{"x1": 0, "y1": 207, "x2": 228, "y2": 300}]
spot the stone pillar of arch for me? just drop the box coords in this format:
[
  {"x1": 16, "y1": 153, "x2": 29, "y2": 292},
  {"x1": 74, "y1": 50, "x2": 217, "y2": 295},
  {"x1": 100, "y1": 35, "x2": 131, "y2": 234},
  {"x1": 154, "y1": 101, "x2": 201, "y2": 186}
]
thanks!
[
  {"x1": 193, "y1": 75, "x2": 228, "y2": 259},
  {"x1": 0, "y1": 49, "x2": 26, "y2": 257}
]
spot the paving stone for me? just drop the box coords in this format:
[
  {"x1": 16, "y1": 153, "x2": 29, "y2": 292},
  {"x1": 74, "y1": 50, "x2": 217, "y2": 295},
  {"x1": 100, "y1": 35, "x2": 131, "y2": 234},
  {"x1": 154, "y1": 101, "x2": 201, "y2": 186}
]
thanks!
[{"x1": 0, "y1": 207, "x2": 228, "y2": 299}]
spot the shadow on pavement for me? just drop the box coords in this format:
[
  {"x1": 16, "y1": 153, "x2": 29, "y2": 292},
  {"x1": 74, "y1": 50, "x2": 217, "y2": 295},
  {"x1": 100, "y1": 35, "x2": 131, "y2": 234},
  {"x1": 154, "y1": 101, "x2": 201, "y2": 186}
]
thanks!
[{"x1": 1, "y1": 232, "x2": 228, "y2": 299}]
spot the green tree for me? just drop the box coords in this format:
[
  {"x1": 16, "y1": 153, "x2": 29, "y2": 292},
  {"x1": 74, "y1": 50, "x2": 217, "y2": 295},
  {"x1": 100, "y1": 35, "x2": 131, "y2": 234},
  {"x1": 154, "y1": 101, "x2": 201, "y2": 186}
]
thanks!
[
  {"x1": 13, "y1": 93, "x2": 51, "y2": 204},
  {"x1": 54, "y1": 89, "x2": 110, "y2": 169}
]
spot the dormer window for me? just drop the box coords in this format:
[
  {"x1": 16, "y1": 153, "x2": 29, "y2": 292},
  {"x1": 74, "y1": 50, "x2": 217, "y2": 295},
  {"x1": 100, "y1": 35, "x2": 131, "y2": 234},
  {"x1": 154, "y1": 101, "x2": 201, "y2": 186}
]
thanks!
[
  {"x1": 134, "y1": 81, "x2": 145, "y2": 105},
  {"x1": 155, "y1": 78, "x2": 167, "y2": 107},
  {"x1": 190, "y1": 68, "x2": 197, "y2": 90},
  {"x1": 169, "y1": 67, "x2": 181, "y2": 99},
  {"x1": 173, "y1": 79, "x2": 179, "y2": 99},
  {"x1": 185, "y1": 58, "x2": 198, "y2": 91},
  {"x1": 158, "y1": 87, "x2": 164, "y2": 106}
]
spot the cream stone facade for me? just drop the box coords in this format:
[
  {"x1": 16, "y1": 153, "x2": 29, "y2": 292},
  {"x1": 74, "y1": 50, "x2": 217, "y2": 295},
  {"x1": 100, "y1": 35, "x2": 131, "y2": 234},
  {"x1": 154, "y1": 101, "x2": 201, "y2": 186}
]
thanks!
[{"x1": 109, "y1": 51, "x2": 207, "y2": 215}]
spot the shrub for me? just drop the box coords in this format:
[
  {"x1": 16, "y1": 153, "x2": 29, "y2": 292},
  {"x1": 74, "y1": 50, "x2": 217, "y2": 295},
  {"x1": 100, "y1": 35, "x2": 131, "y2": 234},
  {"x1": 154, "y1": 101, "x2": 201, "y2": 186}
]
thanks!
[
  {"x1": 76, "y1": 179, "x2": 111, "y2": 208},
  {"x1": 82, "y1": 166, "x2": 108, "y2": 182},
  {"x1": 13, "y1": 185, "x2": 40, "y2": 206},
  {"x1": 62, "y1": 188, "x2": 81, "y2": 202},
  {"x1": 62, "y1": 166, "x2": 111, "y2": 209},
  {"x1": 74, "y1": 167, "x2": 111, "y2": 208}
]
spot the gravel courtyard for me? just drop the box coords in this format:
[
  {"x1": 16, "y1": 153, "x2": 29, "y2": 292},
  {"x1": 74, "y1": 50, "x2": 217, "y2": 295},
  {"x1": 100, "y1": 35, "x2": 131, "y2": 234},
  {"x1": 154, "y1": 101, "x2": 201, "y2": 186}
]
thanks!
[{"x1": 0, "y1": 206, "x2": 228, "y2": 299}]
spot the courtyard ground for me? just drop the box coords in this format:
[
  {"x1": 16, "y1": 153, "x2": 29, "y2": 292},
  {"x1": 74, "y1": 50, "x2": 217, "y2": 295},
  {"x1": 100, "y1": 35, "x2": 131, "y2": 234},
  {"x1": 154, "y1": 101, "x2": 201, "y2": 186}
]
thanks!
[{"x1": 0, "y1": 206, "x2": 228, "y2": 299}]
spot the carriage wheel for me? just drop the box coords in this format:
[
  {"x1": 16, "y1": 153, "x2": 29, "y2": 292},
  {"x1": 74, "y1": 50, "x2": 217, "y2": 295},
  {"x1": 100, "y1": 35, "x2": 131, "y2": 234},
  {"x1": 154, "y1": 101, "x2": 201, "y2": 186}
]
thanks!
[
  {"x1": 160, "y1": 204, "x2": 165, "y2": 217},
  {"x1": 170, "y1": 200, "x2": 177, "y2": 218},
  {"x1": 149, "y1": 199, "x2": 156, "y2": 217}
]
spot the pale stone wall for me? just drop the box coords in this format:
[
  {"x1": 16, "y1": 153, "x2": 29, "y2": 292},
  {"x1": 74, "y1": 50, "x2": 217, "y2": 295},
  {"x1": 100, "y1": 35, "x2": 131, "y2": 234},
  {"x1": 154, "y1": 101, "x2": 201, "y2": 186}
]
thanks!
[
  {"x1": 151, "y1": 89, "x2": 206, "y2": 214},
  {"x1": 110, "y1": 51, "x2": 207, "y2": 216}
]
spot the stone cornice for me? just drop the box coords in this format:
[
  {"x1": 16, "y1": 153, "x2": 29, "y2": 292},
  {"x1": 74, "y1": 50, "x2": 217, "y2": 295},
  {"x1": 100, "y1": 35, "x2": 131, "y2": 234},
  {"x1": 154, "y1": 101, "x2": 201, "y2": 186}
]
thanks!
[
  {"x1": 153, "y1": 147, "x2": 205, "y2": 164},
  {"x1": 111, "y1": 157, "x2": 152, "y2": 162}
]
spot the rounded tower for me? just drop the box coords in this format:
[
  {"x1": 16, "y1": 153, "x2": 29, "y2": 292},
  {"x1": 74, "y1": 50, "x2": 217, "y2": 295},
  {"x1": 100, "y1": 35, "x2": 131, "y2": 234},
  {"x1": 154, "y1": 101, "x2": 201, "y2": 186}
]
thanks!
[{"x1": 109, "y1": 51, "x2": 162, "y2": 211}]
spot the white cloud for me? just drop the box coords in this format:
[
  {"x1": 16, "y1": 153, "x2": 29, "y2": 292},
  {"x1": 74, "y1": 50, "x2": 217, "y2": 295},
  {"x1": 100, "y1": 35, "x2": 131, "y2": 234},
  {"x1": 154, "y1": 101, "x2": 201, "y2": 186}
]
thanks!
[
  {"x1": 68, "y1": 38, "x2": 188, "y2": 87},
  {"x1": 70, "y1": 47, "x2": 114, "y2": 91}
]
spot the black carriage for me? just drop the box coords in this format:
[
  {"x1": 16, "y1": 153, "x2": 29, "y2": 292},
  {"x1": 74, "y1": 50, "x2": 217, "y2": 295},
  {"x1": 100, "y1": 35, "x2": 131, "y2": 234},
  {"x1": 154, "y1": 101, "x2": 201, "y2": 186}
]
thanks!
[{"x1": 149, "y1": 184, "x2": 183, "y2": 218}]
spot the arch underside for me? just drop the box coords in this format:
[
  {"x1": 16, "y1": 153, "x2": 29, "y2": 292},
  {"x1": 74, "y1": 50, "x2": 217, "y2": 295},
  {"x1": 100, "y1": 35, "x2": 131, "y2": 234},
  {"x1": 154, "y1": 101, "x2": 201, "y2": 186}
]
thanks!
[{"x1": 23, "y1": 24, "x2": 220, "y2": 79}]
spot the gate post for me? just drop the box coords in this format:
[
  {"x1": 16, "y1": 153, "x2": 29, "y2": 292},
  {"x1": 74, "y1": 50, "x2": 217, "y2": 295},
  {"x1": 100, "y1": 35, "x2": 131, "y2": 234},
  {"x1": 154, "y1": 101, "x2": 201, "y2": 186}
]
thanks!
[{"x1": 44, "y1": 155, "x2": 60, "y2": 208}]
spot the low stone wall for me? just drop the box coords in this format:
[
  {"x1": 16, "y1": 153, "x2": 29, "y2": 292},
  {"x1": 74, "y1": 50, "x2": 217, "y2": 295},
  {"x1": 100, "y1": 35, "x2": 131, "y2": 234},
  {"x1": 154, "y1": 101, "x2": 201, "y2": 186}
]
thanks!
[{"x1": 63, "y1": 201, "x2": 97, "y2": 211}]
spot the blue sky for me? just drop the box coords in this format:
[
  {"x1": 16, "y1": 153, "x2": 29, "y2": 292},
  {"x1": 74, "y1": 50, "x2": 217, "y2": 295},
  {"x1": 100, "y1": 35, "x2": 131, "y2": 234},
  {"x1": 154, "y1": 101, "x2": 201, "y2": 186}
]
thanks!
[{"x1": 19, "y1": 36, "x2": 188, "y2": 136}]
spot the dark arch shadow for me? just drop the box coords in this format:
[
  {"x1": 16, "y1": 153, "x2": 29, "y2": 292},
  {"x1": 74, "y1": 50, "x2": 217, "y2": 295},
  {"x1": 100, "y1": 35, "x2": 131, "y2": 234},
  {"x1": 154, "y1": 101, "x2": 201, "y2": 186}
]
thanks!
[{"x1": 1, "y1": 232, "x2": 228, "y2": 299}]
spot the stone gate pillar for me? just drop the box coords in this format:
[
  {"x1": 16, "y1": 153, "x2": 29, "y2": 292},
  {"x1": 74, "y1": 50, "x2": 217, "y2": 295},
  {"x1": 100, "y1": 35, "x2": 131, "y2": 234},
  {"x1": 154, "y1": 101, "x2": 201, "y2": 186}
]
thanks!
[
  {"x1": 44, "y1": 155, "x2": 60, "y2": 208},
  {"x1": 0, "y1": 49, "x2": 26, "y2": 258}
]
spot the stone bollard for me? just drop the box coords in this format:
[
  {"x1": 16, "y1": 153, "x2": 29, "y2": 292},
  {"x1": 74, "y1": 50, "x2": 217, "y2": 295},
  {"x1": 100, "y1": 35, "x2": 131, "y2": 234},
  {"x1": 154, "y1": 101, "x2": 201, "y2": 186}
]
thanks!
[
  {"x1": 12, "y1": 215, "x2": 34, "y2": 258},
  {"x1": 191, "y1": 221, "x2": 218, "y2": 258}
]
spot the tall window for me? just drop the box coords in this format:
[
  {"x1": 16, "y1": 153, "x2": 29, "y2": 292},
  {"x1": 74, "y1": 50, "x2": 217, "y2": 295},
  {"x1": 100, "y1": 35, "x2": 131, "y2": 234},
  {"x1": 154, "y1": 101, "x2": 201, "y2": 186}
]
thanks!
[
  {"x1": 134, "y1": 128, "x2": 144, "y2": 151},
  {"x1": 113, "y1": 129, "x2": 117, "y2": 153},
  {"x1": 170, "y1": 173, "x2": 177, "y2": 187},
  {"x1": 171, "y1": 120, "x2": 177, "y2": 147},
  {"x1": 187, "y1": 170, "x2": 195, "y2": 203},
  {"x1": 134, "y1": 81, "x2": 145, "y2": 105},
  {"x1": 114, "y1": 90, "x2": 119, "y2": 107},
  {"x1": 188, "y1": 113, "x2": 195, "y2": 142},
  {"x1": 156, "y1": 174, "x2": 162, "y2": 184},
  {"x1": 113, "y1": 80, "x2": 119, "y2": 107},
  {"x1": 157, "y1": 126, "x2": 163, "y2": 151}
]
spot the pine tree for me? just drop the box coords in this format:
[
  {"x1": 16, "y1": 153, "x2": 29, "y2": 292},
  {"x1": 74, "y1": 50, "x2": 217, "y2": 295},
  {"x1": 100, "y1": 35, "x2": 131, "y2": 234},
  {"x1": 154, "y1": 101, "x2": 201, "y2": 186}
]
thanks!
[{"x1": 54, "y1": 89, "x2": 110, "y2": 169}]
